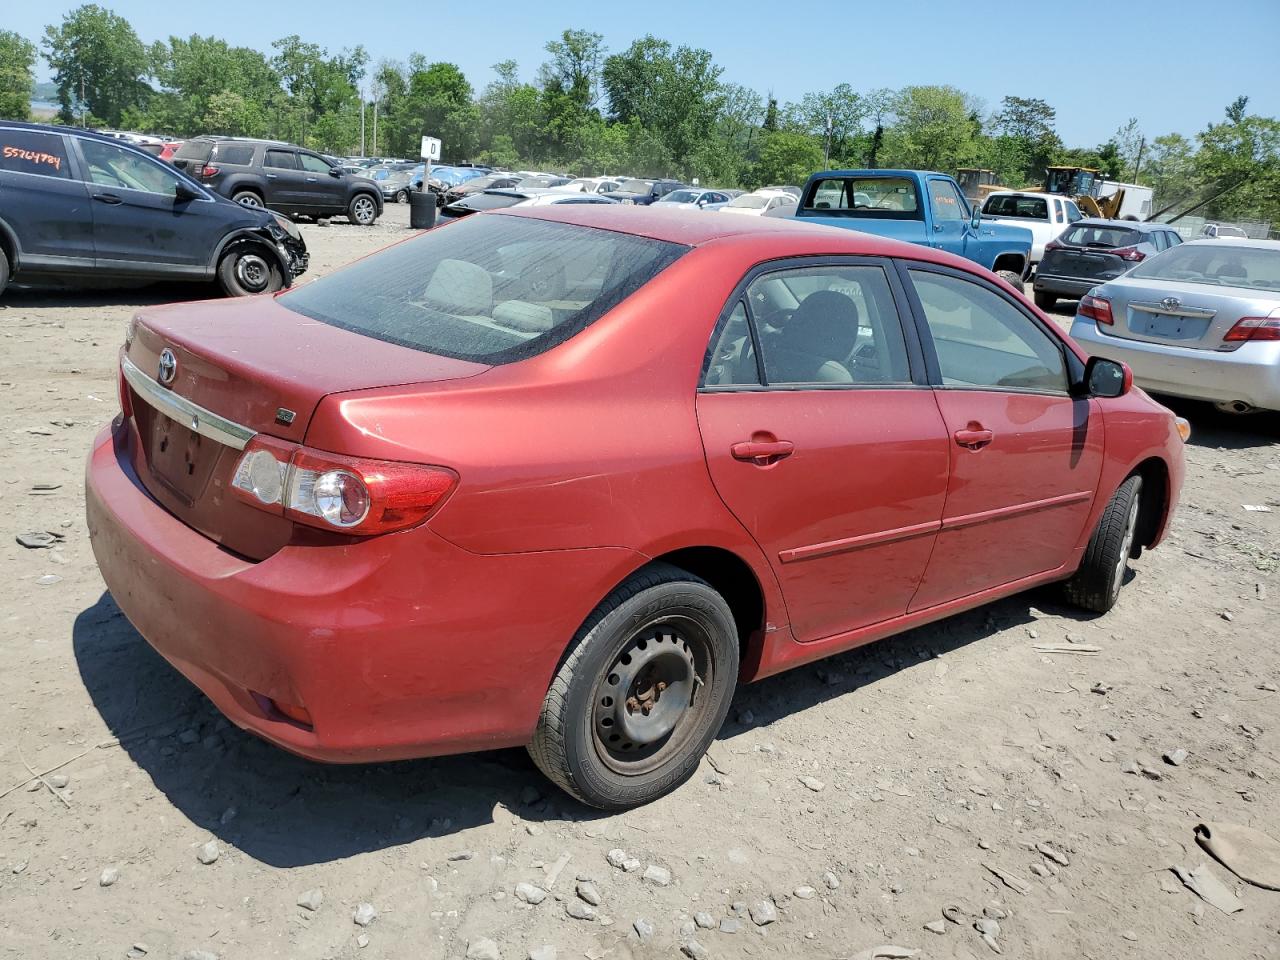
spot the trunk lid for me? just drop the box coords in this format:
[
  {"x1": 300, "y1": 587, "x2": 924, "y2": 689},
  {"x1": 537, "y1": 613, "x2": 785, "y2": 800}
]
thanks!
[
  {"x1": 1099, "y1": 277, "x2": 1280, "y2": 350},
  {"x1": 121, "y1": 295, "x2": 488, "y2": 559}
]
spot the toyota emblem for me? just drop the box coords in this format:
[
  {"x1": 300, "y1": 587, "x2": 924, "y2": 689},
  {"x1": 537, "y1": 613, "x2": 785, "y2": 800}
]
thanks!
[
  {"x1": 1160, "y1": 296, "x2": 1181, "y2": 311},
  {"x1": 157, "y1": 348, "x2": 177, "y2": 386}
]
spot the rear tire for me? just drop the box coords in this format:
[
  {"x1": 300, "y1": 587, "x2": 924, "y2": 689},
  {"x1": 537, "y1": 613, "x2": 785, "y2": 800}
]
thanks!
[
  {"x1": 528, "y1": 563, "x2": 739, "y2": 810},
  {"x1": 217, "y1": 245, "x2": 283, "y2": 297},
  {"x1": 232, "y1": 190, "x2": 264, "y2": 208},
  {"x1": 349, "y1": 194, "x2": 378, "y2": 225},
  {"x1": 1063, "y1": 475, "x2": 1143, "y2": 614},
  {"x1": 1034, "y1": 291, "x2": 1057, "y2": 311},
  {"x1": 0, "y1": 247, "x2": 9, "y2": 298},
  {"x1": 395, "y1": 189, "x2": 410, "y2": 204},
  {"x1": 997, "y1": 269, "x2": 1025, "y2": 293}
]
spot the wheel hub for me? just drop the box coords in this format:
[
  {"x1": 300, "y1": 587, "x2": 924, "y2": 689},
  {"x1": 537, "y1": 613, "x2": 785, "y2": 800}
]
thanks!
[
  {"x1": 235, "y1": 253, "x2": 269, "y2": 292},
  {"x1": 595, "y1": 629, "x2": 697, "y2": 755}
]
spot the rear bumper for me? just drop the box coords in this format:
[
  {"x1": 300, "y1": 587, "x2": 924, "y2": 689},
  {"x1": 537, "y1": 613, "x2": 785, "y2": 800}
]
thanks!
[
  {"x1": 1070, "y1": 320, "x2": 1280, "y2": 409},
  {"x1": 85, "y1": 422, "x2": 641, "y2": 762},
  {"x1": 1034, "y1": 273, "x2": 1106, "y2": 298}
]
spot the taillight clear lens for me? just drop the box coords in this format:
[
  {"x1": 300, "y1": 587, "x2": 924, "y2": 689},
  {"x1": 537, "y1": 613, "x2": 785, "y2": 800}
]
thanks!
[
  {"x1": 232, "y1": 448, "x2": 287, "y2": 505},
  {"x1": 1111, "y1": 246, "x2": 1145, "y2": 262},
  {"x1": 290, "y1": 468, "x2": 370, "y2": 527}
]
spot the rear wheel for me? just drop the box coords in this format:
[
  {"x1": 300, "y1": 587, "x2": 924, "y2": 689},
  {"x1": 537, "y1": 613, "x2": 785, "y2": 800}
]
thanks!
[
  {"x1": 1063, "y1": 475, "x2": 1142, "y2": 613},
  {"x1": 349, "y1": 194, "x2": 378, "y2": 225},
  {"x1": 996, "y1": 269, "x2": 1025, "y2": 293},
  {"x1": 1034, "y1": 291, "x2": 1057, "y2": 311},
  {"x1": 395, "y1": 188, "x2": 410, "y2": 204},
  {"x1": 0, "y1": 247, "x2": 9, "y2": 298},
  {"x1": 528, "y1": 563, "x2": 739, "y2": 810},
  {"x1": 232, "y1": 190, "x2": 263, "y2": 208},
  {"x1": 217, "y1": 245, "x2": 283, "y2": 297}
]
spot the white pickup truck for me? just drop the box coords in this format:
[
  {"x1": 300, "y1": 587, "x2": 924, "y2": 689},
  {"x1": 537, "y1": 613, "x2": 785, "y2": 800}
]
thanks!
[{"x1": 980, "y1": 191, "x2": 1083, "y2": 269}]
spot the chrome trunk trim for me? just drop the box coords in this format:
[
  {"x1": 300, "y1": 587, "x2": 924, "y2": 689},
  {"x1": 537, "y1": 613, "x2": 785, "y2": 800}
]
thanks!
[{"x1": 120, "y1": 354, "x2": 257, "y2": 451}]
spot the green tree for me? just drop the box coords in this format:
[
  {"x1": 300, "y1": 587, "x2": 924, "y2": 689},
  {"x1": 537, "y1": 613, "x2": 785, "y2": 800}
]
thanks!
[
  {"x1": 42, "y1": 4, "x2": 148, "y2": 125},
  {"x1": 142, "y1": 35, "x2": 279, "y2": 136},
  {"x1": 785, "y1": 84, "x2": 865, "y2": 167},
  {"x1": 0, "y1": 31, "x2": 37, "y2": 120},
  {"x1": 882, "y1": 85, "x2": 979, "y2": 171},
  {"x1": 602, "y1": 36, "x2": 723, "y2": 173},
  {"x1": 271, "y1": 35, "x2": 366, "y2": 148},
  {"x1": 988, "y1": 95, "x2": 1061, "y2": 185},
  {"x1": 753, "y1": 130, "x2": 823, "y2": 187},
  {"x1": 1145, "y1": 133, "x2": 1196, "y2": 212},
  {"x1": 1194, "y1": 106, "x2": 1280, "y2": 223},
  {"x1": 480, "y1": 61, "x2": 545, "y2": 160}
]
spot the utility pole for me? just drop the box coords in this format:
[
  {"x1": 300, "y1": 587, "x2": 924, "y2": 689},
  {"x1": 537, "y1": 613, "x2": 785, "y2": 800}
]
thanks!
[
  {"x1": 823, "y1": 110, "x2": 833, "y2": 168},
  {"x1": 372, "y1": 100, "x2": 378, "y2": 156},
  {"x1": 360, "y1": 90, "x2": 366, "y2": 157},
  {"x1": 1132, "y1": 137, "x2": 1146, "y2": 183}
]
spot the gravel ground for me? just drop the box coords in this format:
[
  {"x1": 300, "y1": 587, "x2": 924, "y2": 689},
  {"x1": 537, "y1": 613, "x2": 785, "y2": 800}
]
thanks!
[{"x1": 2, "y1": 202, "x2": 1278, "y2": 960}]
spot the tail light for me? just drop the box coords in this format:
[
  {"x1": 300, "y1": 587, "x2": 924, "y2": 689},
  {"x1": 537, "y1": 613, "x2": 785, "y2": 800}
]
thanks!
[
  {"x1": 1079, "y1": 294, "x2": 1114, "y2": 325},
  {"x1": 1223, "y1": 316, "x2": 1280, "y2": 343},
  {"x1": 1044, "y1": 239, "x2": 1063, "y2": 253},
  {"x1": 199, "y1": 164, "x2": 219, "y2": 179},
  {"x1": 230, "y1": 438, "x2": 457, "y2": 536},
  {"x1": 116, "y1": 365, "x2": 133, "y2": 418},
  {"x1": 1109, "y1": 245, "x2": 1145, "y2": 262}
]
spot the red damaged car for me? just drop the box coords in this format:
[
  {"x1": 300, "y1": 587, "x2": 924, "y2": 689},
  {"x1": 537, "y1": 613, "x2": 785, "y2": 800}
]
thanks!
[{"x1": 87, "y1": 207, "x2": 1187, "y2": 809}]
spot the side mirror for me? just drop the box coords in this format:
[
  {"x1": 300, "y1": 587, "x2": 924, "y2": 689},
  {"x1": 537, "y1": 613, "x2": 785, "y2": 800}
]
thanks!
[
  {"x1": 174, "y1": 182, "x2": 199, "y2": 202},
  {"x1": 328, "y1": 167, "x2": 342, "y2": 178},
  {"x1": 970, "y1": 205, "x2": 982, "y2": 230},
  {"x1": 1084, "y1": 355, "x2": 1132, "y2": 398}
]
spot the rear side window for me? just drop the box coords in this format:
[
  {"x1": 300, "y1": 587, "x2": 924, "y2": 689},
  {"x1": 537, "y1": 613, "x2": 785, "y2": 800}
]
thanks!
[
  {"x1": 264, "y1": 150, "x2": 297, "y2": 170},
  {"x1": 802, "y1": 177, "x2": 921, "y2": 220},
  {"x1": 1061, "y1": 224, "x2": 1142, "y2": 248},
  {"x1": 213, "y1": 143, "x2": 254, "y2": 165},
  {"x1": 0, "y1": 130, "x2": 70, "y2": 178},
  {"x1": 173, "y1": 139, "x2": 214, "y2": 162},
  {"x1": 278, "y1": 214, "x2": 687, "y2": 364}
]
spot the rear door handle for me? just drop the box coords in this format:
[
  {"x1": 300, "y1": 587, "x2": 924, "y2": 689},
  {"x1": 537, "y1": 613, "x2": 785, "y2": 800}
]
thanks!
[
  {"x1": 953, "y1": 425, "x2": 994, "y2": 450},
  {"x1": 93, "y1": 193, "x2": 123, "y2": 205},
  {"x1": 731, "y1": 440, "x2": 794, "y2": 465}
]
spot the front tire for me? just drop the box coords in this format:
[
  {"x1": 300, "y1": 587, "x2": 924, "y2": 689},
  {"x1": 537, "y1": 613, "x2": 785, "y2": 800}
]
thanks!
[
  {"x1": 529, "y1": 563, "x2": 739, "y2": 810},
  {"x1": 217, "y1": 245, "x2": 283, "y2": 297},
  {"x1": 1034, "y1": 291, "x2": 1057, "y2": 310},
  {"x1": 395, "y1": 188, "x2": 410, "y2": 204},
  {"x1": 0, "y1": 246, "x2": 9, "y2": 298},
  {"x1": 1063, "y1": 475, "x2": 1142, "y2": 613},
  {"x1": 349, "y1": 194, "x2": 378, "y2": 225},
  {"x1": 997, "y1": 269, "x2": 1025, "y2": 293}
]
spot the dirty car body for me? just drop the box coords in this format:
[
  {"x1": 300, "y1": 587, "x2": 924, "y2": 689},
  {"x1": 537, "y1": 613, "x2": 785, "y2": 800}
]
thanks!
[{"x1": 86, "y1": 207, "x2": 1185, "y2": 807}]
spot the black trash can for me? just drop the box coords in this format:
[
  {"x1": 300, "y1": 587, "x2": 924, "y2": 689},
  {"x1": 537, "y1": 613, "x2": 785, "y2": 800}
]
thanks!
[{"x1": 409, "y1": 189, "x2": 437, "y2": 229}]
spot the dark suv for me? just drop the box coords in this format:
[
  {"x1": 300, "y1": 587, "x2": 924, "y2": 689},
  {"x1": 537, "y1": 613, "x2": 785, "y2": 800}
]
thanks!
[
  {"x1": 610, "y1": 178, "x2": 687, "y2": 205},
  {"x1": 172, "y1": 137, "x2": 383, "y2": 225},
  {"x1": 0, "y1": 122, "x2": 308, "y2": 298}
]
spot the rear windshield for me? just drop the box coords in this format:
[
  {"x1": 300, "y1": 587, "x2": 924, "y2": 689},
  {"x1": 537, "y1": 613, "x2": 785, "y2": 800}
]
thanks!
[
  {"x1": 983, "y1": 195, "x2": 1049, "y2": 219},
  {"x1": 729, "y1": 195, "x2": 769, "y2": 209},
  {"x1": 801, "y1": 176, "x2": 922, "y2": 220},
  {"x1": 618, "y1": 179, "x2": 653, "y2": 194},
  {"x1": 1060, "y1": 224, "x2": 1142, "y2": 249},
  {"x1": 454, "y1": 192, "x2": 526, "y2": 211},
  {"x1": 1129, "y1": 244, "x2": 1280, "y2": 291},
  {"x1": 173, "y1": 139, "x2": 214, "y2": 162},
  {"x1": 278, "y1": 214, "x2": 687, "y2": 364}
]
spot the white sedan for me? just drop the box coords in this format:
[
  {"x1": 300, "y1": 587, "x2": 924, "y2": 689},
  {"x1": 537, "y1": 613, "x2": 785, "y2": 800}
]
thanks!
[
  {"x1": 652, "y1": 188, "x2": 733, "y2": 211},
  {"x1": 719, "y1": 189, "x2": 798, "y2": 217}
]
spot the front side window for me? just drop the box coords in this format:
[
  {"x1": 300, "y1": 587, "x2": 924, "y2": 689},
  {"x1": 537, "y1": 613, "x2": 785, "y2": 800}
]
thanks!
[
  {"x1": 928, "y1": 179, "x2": 966, "y2": 221},
  {"x1": 706, "y1": 265, "x2": 911, "y2": 387},
  {"x1": 0, "y1": 130, "x2": 71, "y2": 178},
  {"x1": 79, "y1": 139, "x2": 183, "y2": 195},
  {"x1": 264, "y1": 150, "x2": 297, "y2": 170},
  {"x1": 801, "y1": 177, "x2": 921, "y2": 220},
  {"x1": 299, "y1": 153, "x2": 332, "y2": 174},
  {"x1": 279, "y1": 214, "x2": 687, "y2": 364},
  {"x1": 909, "y1": 270, "x2": 1067, "y2": 394}
]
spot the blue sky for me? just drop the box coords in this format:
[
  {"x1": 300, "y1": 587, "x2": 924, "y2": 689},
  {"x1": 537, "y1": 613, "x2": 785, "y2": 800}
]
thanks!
[{"x1": 15, "y1": 0, "x2": 1279, "y2": 145}]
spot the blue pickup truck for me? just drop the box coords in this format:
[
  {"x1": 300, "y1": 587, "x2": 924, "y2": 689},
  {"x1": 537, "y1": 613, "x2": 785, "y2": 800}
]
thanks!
[{"x1": 794, "y1": 169, "x2": 1033, "y2": 290}]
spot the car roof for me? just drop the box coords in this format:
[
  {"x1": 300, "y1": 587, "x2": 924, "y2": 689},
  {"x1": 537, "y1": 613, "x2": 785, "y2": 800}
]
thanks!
[
  {"x1": 495, "y1": 205, "x2": 986, "y2": 269},
  {"x1": 1179, "y1": 237, "x2": 1280, "y2": 250},
  {"x1": 0, "y1": 119, "x2": 158, "y2": 149}
]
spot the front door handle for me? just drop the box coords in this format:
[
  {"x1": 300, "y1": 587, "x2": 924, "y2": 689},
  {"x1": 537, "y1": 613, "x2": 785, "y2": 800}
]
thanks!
[
  {"x1": 953, "y1": 424, "x2": 994, "y2": 450},
  {"x1": 93, "y1": 193, "x2": 123, "y2": 205},
  {"x1": 731, "y1": 439, "x2": 794, "y2": 466}
]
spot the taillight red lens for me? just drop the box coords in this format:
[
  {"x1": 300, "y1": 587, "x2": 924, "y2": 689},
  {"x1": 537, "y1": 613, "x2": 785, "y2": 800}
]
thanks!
[
  {"x1": 1079, "y1": 294, "x2": 1114, "y2": 325},
  {"x1": 1110, "y1": 245, "x2": 1145, "y2": 262},
  {"x1": 1223, "y1": 316, "x2": 1280, "y2": 342},
  {"x1": 1044, "y1": 239, "x2": 1063, "y2": 253},
  {"x1": 201, "y1": 164, "x2": 219, "y2": 178},
  {"x1": 230, "y1": 439, "x2": 457, "y2": 536},
  {"x1": 117, "y1": 365, "x2": 132, "y2": 418}
]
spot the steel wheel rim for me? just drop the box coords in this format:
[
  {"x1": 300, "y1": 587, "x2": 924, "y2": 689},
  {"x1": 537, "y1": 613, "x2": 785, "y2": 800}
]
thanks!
[
  {"x1": 1114, "y1": 492, "x2": 1141, "y2": 593},
  {"x1": 354, "y1": 197, "x2": 375, "y2": 223},
  {"x1": 234, "y1": 253, "x2": 271, "y2": 292},
  {"x1": 236, "y1": 194, "x2": 262, "y2": 208},
  {"x1": 591, "y1": 617, "x2": 714, "y2": 776}
]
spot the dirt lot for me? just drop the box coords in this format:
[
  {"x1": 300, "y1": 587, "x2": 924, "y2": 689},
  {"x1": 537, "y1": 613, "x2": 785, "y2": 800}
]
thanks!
[{"x1": 2, "y1": 203, "x2": 1278, "y2": 960}]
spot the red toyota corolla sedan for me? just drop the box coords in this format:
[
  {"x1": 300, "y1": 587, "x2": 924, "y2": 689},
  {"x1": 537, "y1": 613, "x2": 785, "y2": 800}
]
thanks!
[{"x1": 86, "y1": 207, "x2": 1187, "y2": 809}]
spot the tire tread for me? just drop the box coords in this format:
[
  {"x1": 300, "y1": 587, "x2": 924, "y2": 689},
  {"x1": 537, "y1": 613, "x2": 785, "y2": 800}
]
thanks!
[{"x1": 1064, "y1": 475, "x2": 1141, "y2": 613}]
